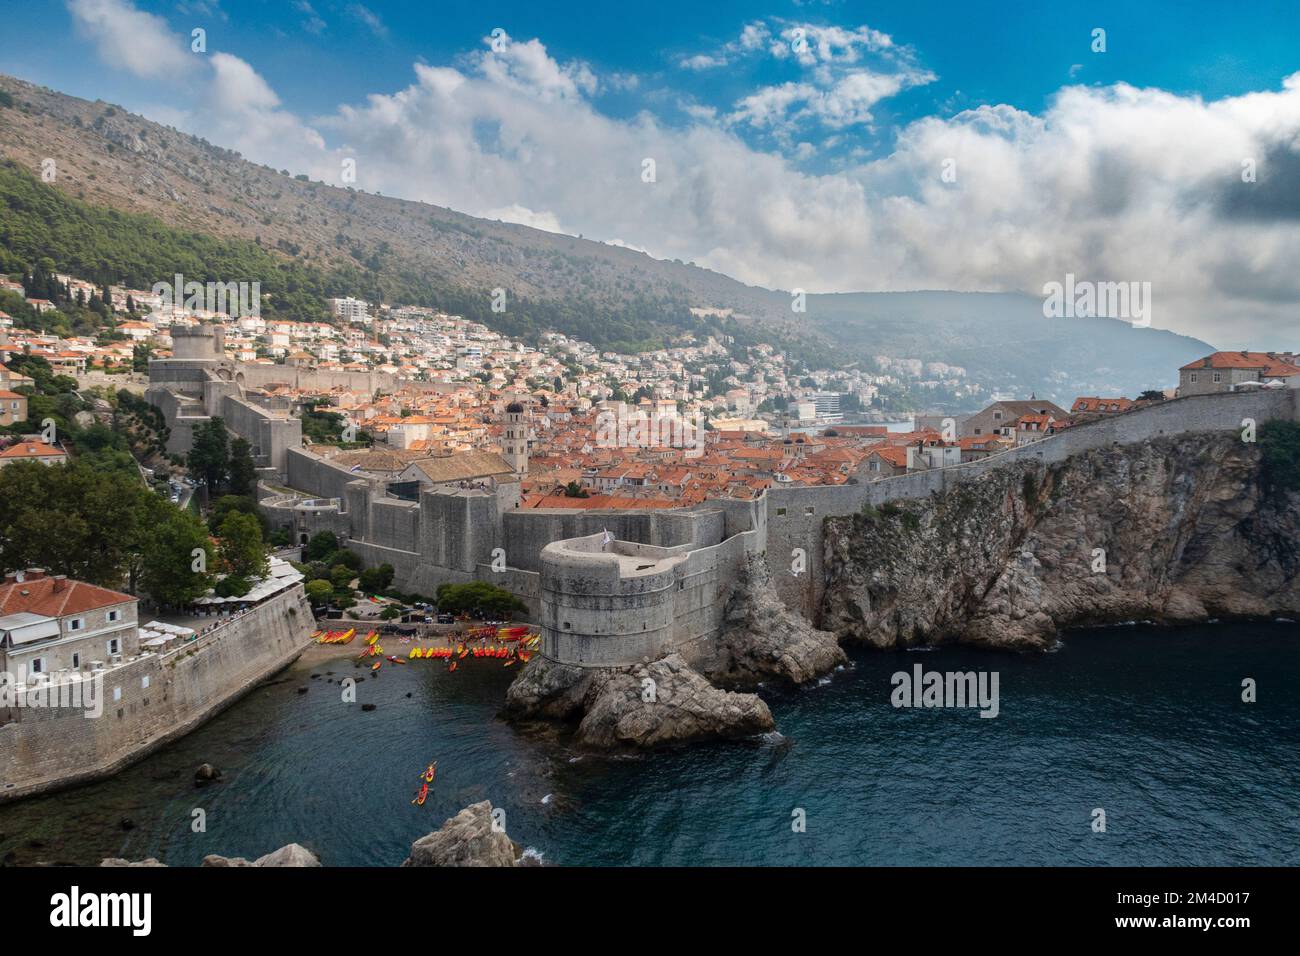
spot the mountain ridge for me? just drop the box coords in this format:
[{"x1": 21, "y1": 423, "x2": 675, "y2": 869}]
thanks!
[{"x1": 0, "y1": 72, "x2": 1213, "y2": 399}]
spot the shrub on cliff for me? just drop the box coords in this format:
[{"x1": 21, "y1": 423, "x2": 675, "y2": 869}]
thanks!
[{"x1": 1259, "y1": 420, "x2": 1300, "y2": 499}]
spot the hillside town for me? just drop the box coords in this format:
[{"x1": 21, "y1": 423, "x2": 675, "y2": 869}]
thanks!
[{"x1": 7, "y1": 268, "x2": 1297, "y2": 503}]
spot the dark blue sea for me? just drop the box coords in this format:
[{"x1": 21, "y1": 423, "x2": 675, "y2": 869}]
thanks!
[{"x1": 2, "y1": 622, "x2": 1297, "y2": 866}]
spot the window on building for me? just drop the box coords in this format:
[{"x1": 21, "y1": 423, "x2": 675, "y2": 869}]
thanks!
[
  {"x1": 1190, "y1": 372, "x2": 1198, "y2": 383},
  {"x1": 1213, "y1": 372, "x2": 1222, "y2": 383},
  {"x1": 30, "y1": 657, "x2": 45, "y2": 675},
  {"x1": 71, "y1": 653, "x2": 80, "y2": 669},
  {"x1": 69, "y1": 617, "x2": 85, "y2": 631},
  {"x1": 107, "y1": 609, "x2": 121, "y2": 623},
  {"x1": 107, "y1": 638, "x2": 121, "y2": 656}
]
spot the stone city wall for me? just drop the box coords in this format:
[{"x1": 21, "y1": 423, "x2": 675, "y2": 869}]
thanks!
[{"x1": 0, "y1": 586, "x2": 314, "y2": 802}]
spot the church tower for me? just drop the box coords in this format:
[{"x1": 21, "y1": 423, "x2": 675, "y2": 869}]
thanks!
[{"x1": 502, "y1": 398, "x2": 529, "y2": 475}]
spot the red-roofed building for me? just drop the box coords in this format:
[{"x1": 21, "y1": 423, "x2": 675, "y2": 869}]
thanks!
[
  {"x1": 1178, "y1": 351, "x2": 1300, "y2": 396},
  {"x1": 0, "y1": 440, "x2": 66, "y2": 467},
  {"x1": 0, "y1": 389, "x2": 27, "y2": 427},
  {"x1": 1072, "y1": 396, "x2": 1135, "y2": 415},
  {"x1": 863, "y1": 445, "x2": 909, "y2": 478},
  {"x1": 0, "y1": 569, "x2": 139, "y2": 682}
]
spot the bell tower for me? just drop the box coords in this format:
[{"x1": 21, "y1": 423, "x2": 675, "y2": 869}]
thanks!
[{"x1": 502, "y1": 398, "x2": 529, "y2": 475}]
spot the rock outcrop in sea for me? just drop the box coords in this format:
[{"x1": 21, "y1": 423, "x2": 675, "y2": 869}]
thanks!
[
  {"x1": 504, "y1": 653, "x2": 775, "y2": 749},
  {"x1": 402, "y1": 800, "x2": 522, "y2": 867},
  {"x1": 100, "y1": 843, "x2": 321, "y2": 867},
  {"x1": 98, "y1": 804, "x2": 525, "y2": 867},
  {"x1": 820, "y1": 433, "x2": 1300, "y2": 649}
]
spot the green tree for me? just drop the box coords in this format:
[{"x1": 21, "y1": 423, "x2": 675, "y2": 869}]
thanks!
[
  {"x1": 188, "y1": 417, "x2": 230, "y2": 493},
  {"x1": 358, "y1": 563, "x2": 394, "y2": 593},
  {"x1": 217, "y1": 511, "x2": 268, "y2": 580},
  {"x1": 227, "y1": 437, "x2": 257, "y2": 497},
  {"x1": 0, "y1": 460, "x2": 153, "y2": 587},
  {"x1": 302, "y1": 530, "x2": 339, "y2": 562},
  {"x1": 207, "y1": 495, "x2": 268, "y2": 536},
  {"x1": 434, "y1": 581, "x2": 527, "y2": 618},
  {"x1": 138, "y1": 505, "x2": 214, "y2": 606},
  {"x1": 305, "y1": 578, "x2": 333, "y2": 606}
]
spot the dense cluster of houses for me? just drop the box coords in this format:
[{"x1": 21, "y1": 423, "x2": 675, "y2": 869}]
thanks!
[{"x1": 4, "y1": 265, "x2": 1298, "y2": 502}]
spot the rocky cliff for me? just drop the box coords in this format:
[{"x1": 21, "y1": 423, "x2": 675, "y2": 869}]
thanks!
[
  {"x1": 697, "y1": 551, "x2": 847, "y2": 686},
  {"x1": 821, "y1": 431, "x2": 1300, "y2": 649}
]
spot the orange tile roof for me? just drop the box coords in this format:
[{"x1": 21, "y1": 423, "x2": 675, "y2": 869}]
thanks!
[
  {"x1": 0, "y1": 441, "x2": 65, "y2": 459},
  {"x1": 1180, "y1": 351, "x2": 1300, "y2": 376},
  {"x1": 0, "y1": 573, "x2": 134, "y2": 617}
]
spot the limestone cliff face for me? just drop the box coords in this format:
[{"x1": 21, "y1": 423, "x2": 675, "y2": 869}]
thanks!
[
  {"x1": 821, "y1": 434, "x2": 1300, "y2": 650},
  {"x1": 697, "y1": 551, "x2": 847, "y2": 687},
  {"x1": 504, "y1": 653, "x2": 775, "y2": 750}
]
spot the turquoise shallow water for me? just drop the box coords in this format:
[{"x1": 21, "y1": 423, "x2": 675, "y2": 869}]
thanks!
[{"x1": 1, "y1": 622, "x2": 1297, "y2": 866}]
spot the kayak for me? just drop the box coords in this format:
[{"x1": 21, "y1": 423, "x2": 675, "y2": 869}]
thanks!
[
  {"x1": 371, "y1": 661, "x2": 382, "y2": 671},
  {"x1": 412, "y1": 782, "x2": 429, "y2": 806},
  {"x1": 422, "y1": 763, "x2": 437, "y2": 783}
]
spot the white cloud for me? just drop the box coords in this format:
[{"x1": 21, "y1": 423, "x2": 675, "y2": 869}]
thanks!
[
  {"x1": 294, "y1": 0, "x2": 325, "y2": 35},
  {"x1": 484, "y1": 204, "x2": 567, "y2": 234},
  {"x1": 729, "y1": 67, "x2": 934, "y2": 130},
  {"x1": 67, "y1": 0, "x2": 195, "y2": 80},
  {"x1": 201, "y1": 53, "x2": 327, "y2": 164},
  {"x1": 681, "y1": 18, "x2": 934, "y2": 137},
  {"x1": 348, "y1": 4, "x2": 388, "y2": 39}
]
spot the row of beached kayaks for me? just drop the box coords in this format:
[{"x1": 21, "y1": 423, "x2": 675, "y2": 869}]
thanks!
[
  {"x1": 340, "y1": 629, "x2": 540, "y2": 672},
  {"x1": 312, "y1": 627, "x2": 357, "y2": 645}
]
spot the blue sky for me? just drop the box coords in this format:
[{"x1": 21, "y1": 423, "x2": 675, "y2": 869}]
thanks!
[
  {"x1": 3, "y1": 1, "x2": 1300, "y2": 345},
  {"x1": 7, "y1": 0, "x2": 1298, "y2": 168}
]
